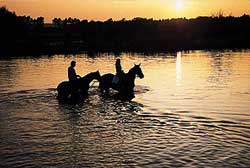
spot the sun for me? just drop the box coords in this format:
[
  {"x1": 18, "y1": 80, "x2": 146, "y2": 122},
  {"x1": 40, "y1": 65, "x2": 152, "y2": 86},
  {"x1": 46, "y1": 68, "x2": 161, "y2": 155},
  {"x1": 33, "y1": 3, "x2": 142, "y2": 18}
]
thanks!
[{"x1": 175, "y1": 0, "x2": 184, "y2": 11}]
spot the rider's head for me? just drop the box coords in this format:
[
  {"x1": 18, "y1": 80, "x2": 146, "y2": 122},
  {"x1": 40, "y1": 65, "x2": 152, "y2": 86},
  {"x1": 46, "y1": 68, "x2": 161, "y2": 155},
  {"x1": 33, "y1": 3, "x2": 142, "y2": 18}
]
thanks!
[
  {"x1": 116, "y1": 58, "x2": 121, "y2": 64},
  {"x1": 71, "y1": 61, "x2": 76, "y2": 67}
]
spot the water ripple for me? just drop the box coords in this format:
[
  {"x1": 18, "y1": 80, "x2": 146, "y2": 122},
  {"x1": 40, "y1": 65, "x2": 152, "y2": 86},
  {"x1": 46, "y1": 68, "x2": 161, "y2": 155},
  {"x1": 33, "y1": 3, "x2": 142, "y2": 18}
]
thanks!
[{"x1": 1, "y1": 52, "x2": 250, "y2": 167}]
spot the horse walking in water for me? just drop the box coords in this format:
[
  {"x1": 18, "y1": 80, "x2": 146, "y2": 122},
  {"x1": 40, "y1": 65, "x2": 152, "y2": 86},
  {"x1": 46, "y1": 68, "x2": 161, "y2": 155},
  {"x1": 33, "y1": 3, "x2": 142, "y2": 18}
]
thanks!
[
  {"x1": 57, "y1": 71, "x2": 101, "y2": 102},
  {"x1": 99, "y1": 64, "x2": 144, "y2": 101}
]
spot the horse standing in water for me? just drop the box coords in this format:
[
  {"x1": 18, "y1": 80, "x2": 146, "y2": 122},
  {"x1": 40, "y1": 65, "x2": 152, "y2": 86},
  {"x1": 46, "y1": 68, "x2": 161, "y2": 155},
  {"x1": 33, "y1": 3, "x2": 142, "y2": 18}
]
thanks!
[
  {"x1": 57, "y1": 71, "x2": 101, "y2": 102},
  {"x1": 99, "y1": 64, "x2": 144, "y2": 101}
]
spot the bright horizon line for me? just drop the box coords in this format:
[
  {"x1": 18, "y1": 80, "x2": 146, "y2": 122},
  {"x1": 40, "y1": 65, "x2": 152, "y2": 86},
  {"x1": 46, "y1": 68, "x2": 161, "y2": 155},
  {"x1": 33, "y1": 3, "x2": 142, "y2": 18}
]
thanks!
[
  {"x1": 11, "y1": 12, "x2": 250, "y2": 24},
  {"x1": 1, "y1": 0, "x2": 250, "y2": 23},
  {"x1": 3, "y1": 6, "x2": 249, "y2": 24}
]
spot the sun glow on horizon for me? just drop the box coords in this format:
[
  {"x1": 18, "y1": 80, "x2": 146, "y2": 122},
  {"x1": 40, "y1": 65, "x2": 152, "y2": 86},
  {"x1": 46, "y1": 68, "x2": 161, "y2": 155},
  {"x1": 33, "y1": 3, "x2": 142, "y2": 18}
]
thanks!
[
  {"x1": 175, "y1": 0, "x2": 184, "y2": 11},
  {"x1": 1, "y1": 0, "x2": 250, "y2": 22}
]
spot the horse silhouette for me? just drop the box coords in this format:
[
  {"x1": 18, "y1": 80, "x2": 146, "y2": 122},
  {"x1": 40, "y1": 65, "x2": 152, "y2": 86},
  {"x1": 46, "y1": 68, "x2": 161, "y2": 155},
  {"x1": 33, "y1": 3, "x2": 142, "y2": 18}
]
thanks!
[
  {"x1": 57, "y1": 71, "x2": 101, "y2": 102},
  {"x1": 99, "y1": 64, "x2": 144, "y2": 101}
]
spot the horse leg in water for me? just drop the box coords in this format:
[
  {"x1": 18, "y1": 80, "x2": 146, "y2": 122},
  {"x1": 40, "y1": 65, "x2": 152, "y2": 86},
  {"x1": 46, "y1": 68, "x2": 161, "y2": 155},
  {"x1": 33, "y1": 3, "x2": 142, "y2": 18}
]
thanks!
[
  {"x1": 99, "y1": 82, "x2": 110, "y2": 95},
  {"x1": 99, "y1": 77, "x2": 109, "y2": 94},
  {"x1": 105, "y1": 88, "x2": 110, "y2": 95},
  {"x1": 57, "y1": 91, "x2": 69, "y2": 101},
  {"x1": 99, "y1": 74, "x2": 114, "y2": 95},
  {"x1": 99, "y1": 82, "x2": 105, "y2": 94}
]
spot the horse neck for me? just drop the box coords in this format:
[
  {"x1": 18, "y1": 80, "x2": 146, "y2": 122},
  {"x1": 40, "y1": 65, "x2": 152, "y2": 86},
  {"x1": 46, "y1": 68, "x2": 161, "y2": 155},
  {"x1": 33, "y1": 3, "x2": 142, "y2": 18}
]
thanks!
[
  {"x1": 82, "y1": 73, "x2": 96, "y2": 84},
  {"x1": 127, "y1": 68, "x2": 136, "y2": 81}
]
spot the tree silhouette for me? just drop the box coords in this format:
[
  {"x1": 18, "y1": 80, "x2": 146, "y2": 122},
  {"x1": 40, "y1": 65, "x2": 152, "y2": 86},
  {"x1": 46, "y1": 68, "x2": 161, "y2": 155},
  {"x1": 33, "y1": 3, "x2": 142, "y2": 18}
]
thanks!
[{"x1": 0, "y1": 6, "x2": 250, "y2": 56}]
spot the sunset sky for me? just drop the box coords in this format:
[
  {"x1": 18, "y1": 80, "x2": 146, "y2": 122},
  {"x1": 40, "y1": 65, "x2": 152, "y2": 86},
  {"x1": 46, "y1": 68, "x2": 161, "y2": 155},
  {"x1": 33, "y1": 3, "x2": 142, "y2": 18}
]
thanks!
[{"x1": 1, "y1": 0, "x2": 250, "y2": 23}]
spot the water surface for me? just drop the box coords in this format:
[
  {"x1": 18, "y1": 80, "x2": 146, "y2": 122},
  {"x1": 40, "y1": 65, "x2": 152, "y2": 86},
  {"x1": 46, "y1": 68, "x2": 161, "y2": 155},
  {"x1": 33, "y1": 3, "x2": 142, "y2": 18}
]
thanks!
[{"x1": 0, "y1": 50, "x2": 249, "y2": 167}]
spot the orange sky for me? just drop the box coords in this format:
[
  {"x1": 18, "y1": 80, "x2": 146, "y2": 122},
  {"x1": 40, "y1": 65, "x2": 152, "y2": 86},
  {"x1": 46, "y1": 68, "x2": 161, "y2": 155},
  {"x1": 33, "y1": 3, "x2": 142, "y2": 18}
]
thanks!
[{"x1": 1, "y1": 0, "x2": 250, "y2": 22}]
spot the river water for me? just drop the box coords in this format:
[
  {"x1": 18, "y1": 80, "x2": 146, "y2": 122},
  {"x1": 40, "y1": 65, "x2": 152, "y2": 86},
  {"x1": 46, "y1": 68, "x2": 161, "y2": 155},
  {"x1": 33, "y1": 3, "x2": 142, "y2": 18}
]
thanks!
[{"x1": 0, "y1": 50, "x2": 249, "y2": 167}]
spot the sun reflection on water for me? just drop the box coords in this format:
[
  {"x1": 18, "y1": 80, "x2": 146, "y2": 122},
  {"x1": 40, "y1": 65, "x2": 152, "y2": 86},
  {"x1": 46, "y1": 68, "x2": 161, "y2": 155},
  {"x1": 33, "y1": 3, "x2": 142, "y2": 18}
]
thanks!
[{"x1": 176, "y1": 51, "x2": 182, "y2": 86}]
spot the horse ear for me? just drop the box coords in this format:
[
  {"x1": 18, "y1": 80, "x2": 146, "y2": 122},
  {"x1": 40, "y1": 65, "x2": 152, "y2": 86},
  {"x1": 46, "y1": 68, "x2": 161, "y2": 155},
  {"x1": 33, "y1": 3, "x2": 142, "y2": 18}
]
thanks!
[{"x1": 139, "y1": 63, "x2": 141, "y2": 66}]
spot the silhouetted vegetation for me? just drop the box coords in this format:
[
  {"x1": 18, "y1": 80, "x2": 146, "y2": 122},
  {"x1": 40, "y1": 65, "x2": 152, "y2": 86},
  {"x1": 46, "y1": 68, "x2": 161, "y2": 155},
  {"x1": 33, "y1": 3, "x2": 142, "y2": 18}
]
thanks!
[{"x1": 0, "y1": 6, "x2": 250, "y2": 56}]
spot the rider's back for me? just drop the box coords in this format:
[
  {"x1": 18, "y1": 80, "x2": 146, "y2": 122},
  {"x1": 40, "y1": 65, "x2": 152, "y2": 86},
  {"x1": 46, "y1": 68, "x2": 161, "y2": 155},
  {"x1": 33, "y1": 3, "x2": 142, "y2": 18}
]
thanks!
[{"x1": 68, "y1": 66, "x2": 77, "y2": 81}]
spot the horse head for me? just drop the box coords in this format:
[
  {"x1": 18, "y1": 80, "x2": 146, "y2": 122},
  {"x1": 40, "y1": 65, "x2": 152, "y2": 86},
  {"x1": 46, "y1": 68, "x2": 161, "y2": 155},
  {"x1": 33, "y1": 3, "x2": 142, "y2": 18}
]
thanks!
[
  {"x1": 133, "y1": 64, "x2": 144, "y2": 79},
  {"x1": 93, "y1": 70, "x2": 101, "y2": 81}
]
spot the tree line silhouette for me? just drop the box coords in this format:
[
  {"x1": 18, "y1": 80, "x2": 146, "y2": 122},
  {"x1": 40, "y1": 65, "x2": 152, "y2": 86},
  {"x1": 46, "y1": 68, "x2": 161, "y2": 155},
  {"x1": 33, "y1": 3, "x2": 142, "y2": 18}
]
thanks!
[{"x1": 0, "y1": 6, "x2": 250, "y2": 56}]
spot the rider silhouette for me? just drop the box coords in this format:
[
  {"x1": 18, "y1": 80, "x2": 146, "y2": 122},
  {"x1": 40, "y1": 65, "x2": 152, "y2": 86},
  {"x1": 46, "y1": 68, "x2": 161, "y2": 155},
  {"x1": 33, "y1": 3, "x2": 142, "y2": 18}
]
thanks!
[
  {"x1": 68, "y1": 61, "x2": 81, "y2": 99},
  {"x1": 112, "y1": 58, "x2": 126, "y2": 92},
  {"x1": 115, "y1": 58, "x2": 123, "y2": 75},
  {"x1": 112, "y1": 59, "x2": 124, "y2": 85},
  {"x1": 68, "y1": 61, "x2": 81, "y2": 81}
]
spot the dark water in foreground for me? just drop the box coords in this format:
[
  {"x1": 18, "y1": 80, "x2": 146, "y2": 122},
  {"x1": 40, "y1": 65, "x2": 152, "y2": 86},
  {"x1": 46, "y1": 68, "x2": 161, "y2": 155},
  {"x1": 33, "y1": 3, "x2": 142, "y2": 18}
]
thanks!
[{"x1": 0, "y1": 50, "x2": 249, "y2": 167}]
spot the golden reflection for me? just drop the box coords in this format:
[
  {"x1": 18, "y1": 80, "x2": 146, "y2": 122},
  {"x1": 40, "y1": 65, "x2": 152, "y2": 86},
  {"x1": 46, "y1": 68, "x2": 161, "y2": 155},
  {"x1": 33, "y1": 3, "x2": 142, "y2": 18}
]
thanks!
[
  {"x1": 176, "y1": 52, "x2": 182, "y2": 86},
  {"x1": 1, "y1": 51, "x2": 250, "y2": 122}
]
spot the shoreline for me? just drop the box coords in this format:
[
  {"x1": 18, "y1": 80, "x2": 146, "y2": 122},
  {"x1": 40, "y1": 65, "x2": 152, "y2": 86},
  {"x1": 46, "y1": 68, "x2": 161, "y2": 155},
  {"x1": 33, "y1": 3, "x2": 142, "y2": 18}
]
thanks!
[{"x1": 1, "y1": 47, "x2": 250, "y2": 58}]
